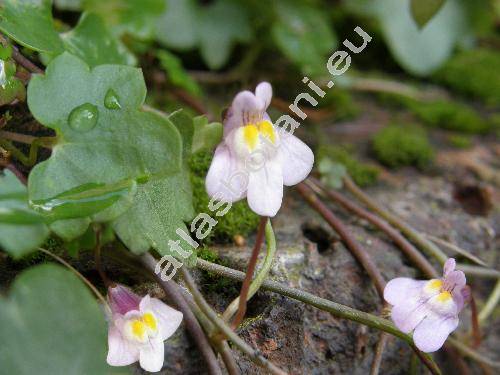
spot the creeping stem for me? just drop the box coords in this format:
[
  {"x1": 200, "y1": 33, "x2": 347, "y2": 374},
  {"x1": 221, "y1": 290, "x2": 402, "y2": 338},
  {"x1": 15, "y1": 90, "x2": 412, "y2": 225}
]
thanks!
[
  {"x1": 222, "y1": 219, "x2": 276, "y2": 322},
  {"x1": 342, "y1": 176, "x2": 448, "y2": 264},
  {"x1": 180, "y1": 267, "x2": 288, "y2": 375},
  {"x1": 308, "y1": 177, "x2": 438, "y2": 279},
  {"x1": 141, "y1": 253, "x2": 222, "y2": 375},
  {"x1": 479, "y1": 280, "x2": 500, "y2": 324},
  {"x1": 196, "y1": 258, "x2": 443, "y2": 374}
]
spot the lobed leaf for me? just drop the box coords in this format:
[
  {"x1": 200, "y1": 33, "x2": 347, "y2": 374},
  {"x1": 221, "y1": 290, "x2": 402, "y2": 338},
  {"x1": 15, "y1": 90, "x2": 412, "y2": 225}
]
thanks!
[
  {"x1": 375, "y1": 0, "x2": 468, "y2": 76},
  {"x1": 0, "y1": 1, "x2": 134, "y2": 66},
  {"x1": 27, "y1": 53, "x2": 195, "y2": 259},
  {"x1": 0, "y1": 170, "x2": 49, "y2": 258},
  {"x1": 410, "y1": 0, "x2": 447, "y2": 28},
  {"x1": 0, "y1": 264, "x2": 110, "y2": 374}
]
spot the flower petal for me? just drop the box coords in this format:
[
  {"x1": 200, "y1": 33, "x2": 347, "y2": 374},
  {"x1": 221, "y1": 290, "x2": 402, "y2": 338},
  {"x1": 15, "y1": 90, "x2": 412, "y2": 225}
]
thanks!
[
  {"x1": 413, "y1": 314, "x2": 459, "y2": 352},
  {"x1": 278, "y1": 131, "x2": 314, "y2": 186},
  {"x1": 391, "y1": 298, "x2": 430, "y2": 333},
  {"x1": 247, "y1": 156, "x2": 283, "y2": 217},
  {"x1": 384, "y1": 278, "x2": 426, "y2": 306},
  {"x1": 108, "y1": 284, "x2": 141, "y2": 315},
  {"x1": 255, "y1": 82, "x2": 272, "y2": 110},
  {"x1": 139, "y1": 336, "x2": 165, "y2": 372},
  {"x1": 444, "y1": 270, "x2": 466, "y2": 292},
  {"x1": 107, "y1": 324, "x2": 139, "y2": 366},
  {"x1": 224, "y1": 91, "x2": 261, "y2": 136},
  {"x1": 148, "y1": 297, "x2": 183, "y2": 340},
  {"x1": 205, "y1": 143, "x2": 247, "y2": 202},
  {"x1": 443, "y1": 258, "x2": 456, "y2": 277}
]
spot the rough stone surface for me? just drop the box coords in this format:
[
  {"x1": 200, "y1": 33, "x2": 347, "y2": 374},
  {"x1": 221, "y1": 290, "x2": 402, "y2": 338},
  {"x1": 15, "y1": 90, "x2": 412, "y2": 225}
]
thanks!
[{"x1": 130, "y1": 171, "x2": 498, "y2": 374}]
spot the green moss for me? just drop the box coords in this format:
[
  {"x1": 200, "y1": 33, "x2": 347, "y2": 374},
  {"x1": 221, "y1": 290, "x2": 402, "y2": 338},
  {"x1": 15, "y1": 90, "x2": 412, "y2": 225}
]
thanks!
[
  {"x1": 372, "y1": 125, "x2": 434, "y2": 168},
  {"x1": 197, "y1": 247, "x2": 219, "y2": 263},
  {"x1": 326, "y1": 89, "x2": 360, "y2": 120},
  {"x1": 448, "y1": 134, "x2": 472, "y2": 149},
  {"x1": 433, "y1": 49, "x2": 500, "y2": 106},
  {"x1": 189, "y1": 151, "x2": 259, "y2": 245},
  {"x1": 377, "y1": 92, "x2": 490, "y2": 134},
  {"x1": 317, "y1": 145, "x2": 379, "y2": 187},
  {"x1": 196, "y1": 247, "x2": 239, "y2": 296},
  {"x1": 406, "y1": 99, "x2": 490, "y2": 134}
]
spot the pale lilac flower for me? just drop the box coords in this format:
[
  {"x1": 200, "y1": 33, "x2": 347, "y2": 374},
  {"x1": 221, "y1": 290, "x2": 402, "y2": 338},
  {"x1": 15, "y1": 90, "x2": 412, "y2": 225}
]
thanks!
[
  {"x1": 384, "y1": 258, "x2": 469, "y2": 352},
  {"x1": 205, "y1": 82, "x2": 314, "y2": 217},
  {"x1": 106, "y1": 284, "x2": 183, "y2": 372}
]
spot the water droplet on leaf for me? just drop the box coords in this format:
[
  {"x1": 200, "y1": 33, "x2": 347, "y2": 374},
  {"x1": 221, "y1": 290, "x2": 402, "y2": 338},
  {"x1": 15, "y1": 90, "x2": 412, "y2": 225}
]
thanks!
[
  {"x1": 68, "y1": 103, "x2": 98, "y2": 132},
  {"x1": 104, "y1": 89, "x2": 121, "y2": 109}
]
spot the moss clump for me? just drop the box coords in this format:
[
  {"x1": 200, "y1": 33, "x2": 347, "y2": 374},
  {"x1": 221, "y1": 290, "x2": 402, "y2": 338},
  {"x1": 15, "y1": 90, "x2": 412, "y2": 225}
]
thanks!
[
  {"x1": 448, "y1": 134, "x2": 472, "y2": 149},
  {"x1": 372, "y1": 125, "x2": 434, "y2": 168},
  {"x1": 327, "y1": 89, "x2": 360, "y2": 121},
  {"x1": 189, "y1": 151, "x2": 259, "y2": 245},
  {"x1": 406, "y1": 99, "x2": 490, "y2": 134},
  {"x1": 317, "y1": 145, "x2": 379, "y2": 187},
  {"x1": 196, "y1": 247, "x2": 239, "y2": 296},
  {"x1": 433, "y1": 49, "x2": 500, "y2": 106}
]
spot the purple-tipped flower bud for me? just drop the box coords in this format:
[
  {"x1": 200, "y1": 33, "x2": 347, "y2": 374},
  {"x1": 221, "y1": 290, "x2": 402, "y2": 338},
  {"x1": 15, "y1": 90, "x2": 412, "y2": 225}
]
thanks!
[{"x1": 107, "y1": 284, "x2": 141, "y2": 315}]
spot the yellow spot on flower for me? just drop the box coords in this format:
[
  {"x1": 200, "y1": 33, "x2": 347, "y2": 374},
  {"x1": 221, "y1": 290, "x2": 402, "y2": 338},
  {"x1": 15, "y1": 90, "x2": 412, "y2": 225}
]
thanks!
[
  {"x1": 142, "y1": 312, "x2": 157, "y2": 331},
  {"x1": 243, "y1": 124, "x2": 259, "y2": 150},
  {"x1": 425, "y1": 279, "x2": 443, "y2": 293},
  {"x1": 437, "y1": 291, "x2": 452, "y2": 302},
  {"x1": 257, "y1": 120, "x2": 276, "y2": 144},
  {"x1": 131, "y1": 319, "x2": 146, "y2": 339}
]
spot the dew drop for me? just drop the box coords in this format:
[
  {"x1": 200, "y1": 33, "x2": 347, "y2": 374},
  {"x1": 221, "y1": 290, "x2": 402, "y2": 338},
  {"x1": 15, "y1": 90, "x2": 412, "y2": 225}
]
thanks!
[
  {"x1": 68, "y1": 103, "x2": 98, "y2": 132},
  {"x1": 104, "y1": 88, "x2": 121, "y2": 110}
]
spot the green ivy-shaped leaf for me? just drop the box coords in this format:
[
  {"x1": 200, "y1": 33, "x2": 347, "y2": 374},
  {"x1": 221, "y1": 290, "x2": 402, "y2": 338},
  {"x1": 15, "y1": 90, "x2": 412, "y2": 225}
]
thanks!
[
  {"x1": 375, "y1": 0, "x2": 468, "y2": 76},
  {"x1": 272, "y1": 0, "x2": 338, "y2": 76},
  {"x1": 59, "y1": 13, "x2": 137, "y2": 66},
  {"x1": 0, "y1": 0, "x2": 64, "y2": 53},
  {"x1": 84, "y1": 0, "x2": 165, "y2": 39},
  {"x1": 156, "y1": 0, "x2": 253, "y2": 69},
  {"x1": 0, "y1": 0, "x2": 134, "y2": 66},
  {"x1": 318, "y1": 158, "x2": 347, "y2": 190},
  {"x1": 27, "y1": 53, "x2": 195, "y2": 258},
  {"x1": 0, "y1": 170, "x2": 49, "y2": 258},
  {"x1": 0, "y1": 264, "x2": 110, "y2": 374},
  {"x1": 157, "y1": 49, "x2": 201, "y2": 97},
  {"x1": 169, "y1": 110, "x2": 222, "y2": 158},
  {"x1": 155, "y1": 0, "x2": 199, "y2": 50},
  {"x1": 410, "y1": 0, "x2": 447, "y2": 28},
  {"x1": 197, "y1": 0, "x2": 253, "y2": 70}
]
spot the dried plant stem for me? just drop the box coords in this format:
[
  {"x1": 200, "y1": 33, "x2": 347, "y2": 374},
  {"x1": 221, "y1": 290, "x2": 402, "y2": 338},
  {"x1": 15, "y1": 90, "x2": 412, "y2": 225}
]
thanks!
[
  {"x1": 425, "y1": 235, "x2": 488, "y2": 267},
  {"x1": 0, "y1": 34, "x2": 43, "y2": 75},
  {"x1": 214, "y1": 340, "x2": 240, "y2": 375},
  {"x1": 479, "y1": 280, "x2": 500, "y2": 323},
  {"x1": 231, "y1": 216, "x2": 268, "y2": 329},
  {"x1": 141, "y1": 253, "x2": 222, "y2": 375},
  {"x1": 296, "y1": 182, "x2": 386, "y2": 295},
  {"x1": 179, "y1": 267, "x2": 288, "y2": 375},
  {"x1": 196, "y1": 258, "x2": 442, "y2": 374},
  {"x1": 455, "y1": 264, "x2": 500, "y2": 279},
  {"x1": 4, "y1": 163, "x2": 27, "y2": 184},
  {"x1": 94, "y1": 229, "x2": 111, "y2": 288},
  {"x1": 183, "y1": 293, "x2": 240, "y2": 375},
  {"x1": 469, "y1": 294, "x2": 481, "y2": 347},
  {"x1": 222, "y1": 219, "x2": 276, "y2": 322},
  {"x1": 447, "y1": 338, "x2": 500, "y2": 369},
  {"x1": 308, "y1": 177, "x2": 438, "y2": 279},
  {"x1": 38, "y1": 247, "x2": 107, "y2": 308},
  {"x1": 370, "y1": 333, "x2": 389, "y2": 375},
  {"x1": 342, "y1": 176, "x2": 449, "y2": 264}
]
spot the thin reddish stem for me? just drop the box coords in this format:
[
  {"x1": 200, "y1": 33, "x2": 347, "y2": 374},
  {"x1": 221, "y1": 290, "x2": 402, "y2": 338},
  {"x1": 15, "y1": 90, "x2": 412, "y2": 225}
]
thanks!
[
  {"x1": 231, "y1": 216, "x2": 268, "y2": 329},
  {"x1": 308, "y1": 177, "x2": 438, "y2": 279},
  {"x1": 297, "y1": 182, "x2": 386, "y2": 296}
]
